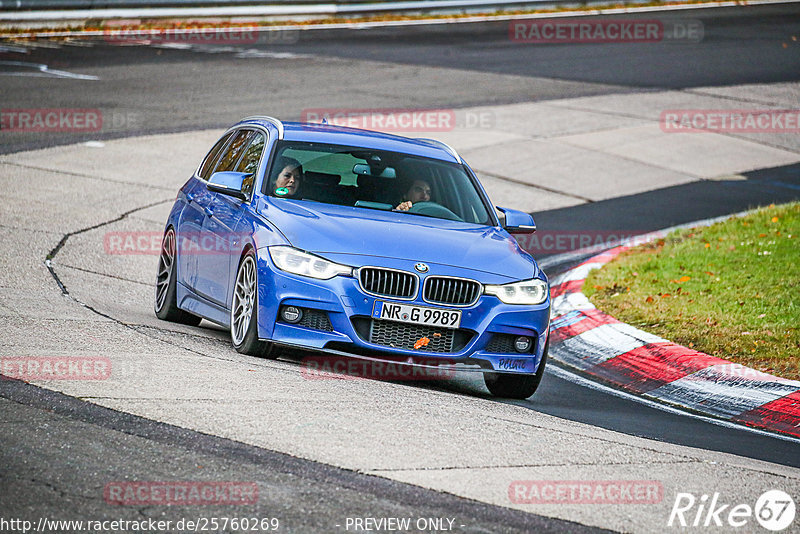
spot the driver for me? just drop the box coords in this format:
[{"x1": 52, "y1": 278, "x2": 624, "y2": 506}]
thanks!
[
  {"x1": 271, "y1": 157, "x2": 303, "y2": 199},
  {"x1": 395, "y1": 179, "x2": 431, "y2": 211}
]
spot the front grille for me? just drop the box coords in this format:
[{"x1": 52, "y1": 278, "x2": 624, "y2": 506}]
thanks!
[
  {"x1": 423, "y1": 276, "x2": 481, "y2": 306},
  {"x1": 359, "y1": 267, "x2": 417, "y2": 299},
  {"x1": 298, "y1": 309, "x2": 333, "y2": 332},
  {"x1": 369, "y1": 320, "x2": 455, "y2": 353}
]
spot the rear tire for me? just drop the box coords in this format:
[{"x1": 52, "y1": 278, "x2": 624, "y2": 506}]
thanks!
[
  {"x1": 230, "y1": 251, "x2": 278, "y2": 359},
  {"x1": 484, "y1": 338, "x2": 548, "y2": 399},
  {"x1": 154, "y1": 227, "x2": 202, "y2": 326}
]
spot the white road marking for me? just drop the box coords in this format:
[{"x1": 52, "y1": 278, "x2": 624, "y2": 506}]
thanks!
[
  {"x1": 0, "y1": 60, "x2": 98, "y2": 80},
  {"x1": 0, "y1": 44, "x2": 29, "y2": 54},
  {"x1": 153, "y1": 42, "x2": 193, "y2": 50},
  {"x1": 234, "y1": 49, "x2": 310, "y2": 59}
]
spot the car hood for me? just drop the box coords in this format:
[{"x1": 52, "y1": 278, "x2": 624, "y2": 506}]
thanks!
[{"x1": 259, "y1": 199, "x2": 539, "y2": 281}]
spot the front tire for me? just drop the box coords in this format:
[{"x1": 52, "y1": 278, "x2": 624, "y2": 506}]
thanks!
[
  {"x1": 484, "y1": 338, "x2": 548, "y2": 399},
  {"x1": 230, "y1": 251, "x2": 277, "y2": 358},
  {"x1": 154, "y1": 227, "x2": 202, "y2": 326}
]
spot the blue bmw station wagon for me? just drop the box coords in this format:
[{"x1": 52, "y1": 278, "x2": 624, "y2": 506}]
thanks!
[{"x1": 155, "y1": 116, "x2": 550, "y2": 398}]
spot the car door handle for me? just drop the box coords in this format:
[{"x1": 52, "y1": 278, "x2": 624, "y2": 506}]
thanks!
[
  {"x1": 204, "y1": 206, "x2": 215, "y2": 217},
  {"x1": 186, "y1": 192, "x2": 195, "y2": 202}
]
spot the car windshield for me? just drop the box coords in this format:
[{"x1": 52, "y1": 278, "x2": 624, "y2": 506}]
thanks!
[{"x1": 264, "y1": 140, "x2": 493, "y2": 225}]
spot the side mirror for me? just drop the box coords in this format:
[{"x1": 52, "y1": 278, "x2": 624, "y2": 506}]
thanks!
[
  {"x1": 496, "y1": 206, "x2": 536, "y2": 234},
  {"x1": 207, "y1": 171, "x2": 251, "y2": 201}
]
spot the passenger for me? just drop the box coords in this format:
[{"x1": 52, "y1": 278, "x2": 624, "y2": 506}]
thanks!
[
  {"x1": 271, "y1": 157, "x2": 303, "y2": 199},
  {"x1": 395, "y1": 179, "x2": 432, "y2": 211}
]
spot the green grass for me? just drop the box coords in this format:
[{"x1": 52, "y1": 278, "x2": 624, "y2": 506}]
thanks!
[{"x1": 584, "y1": 202, "x2": 800, "y2": 380}]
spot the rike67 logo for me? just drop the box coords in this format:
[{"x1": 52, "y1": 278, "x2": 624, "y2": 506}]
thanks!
[{"x1": 668, "y1": 490, "x2": 795, "y2": 531}]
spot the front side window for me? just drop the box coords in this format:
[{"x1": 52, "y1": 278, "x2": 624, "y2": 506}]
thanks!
[{"x1": 263, "y1": 141, "x2": 492, "y2": 225}]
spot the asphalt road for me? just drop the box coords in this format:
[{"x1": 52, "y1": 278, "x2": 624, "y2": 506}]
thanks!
[
  {"x1": 1, "y1": 380, "x2": 596, "y2": 533},
  {"x1": 2, "y1": 4, "x2": 798, "y2": 154},
  {"x1": 1, "y1": 4, "x2": 799, "y2": 532},
  {"x1": 285, "y1": 4, "x2": 800, "y2": 88}
]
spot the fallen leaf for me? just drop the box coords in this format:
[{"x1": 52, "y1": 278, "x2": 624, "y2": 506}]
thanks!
[
  {"x1": 433, "y1": 333, "x2": 442, "y2": 338},
  {"x1": 759, "y1": 233, "x2": 767, "y2": 237},
  {"x1": 414, "y1": 337, "x2": 430, "y2": 350},
  {"x1": 772, "y1": 216, "x2": 779, "y2": 222},
  {"x1": 704, "y1": 243, "x2": 711, "y2": 248},
  {"x1": 758, "y1": 313, "x2": 766, "y2": 318},
  {"x1": 679, "y1": 275, "x2": 691, "y2": 283},
  {"x1": 705, "y1": 271, "x2": 714, "y2": 276},
  {"x1": 645, "y1": 296, "x2": 654, "y2": 303},
  {"x1": 661, "y1": 293, "x2": 671, "y2": 298}
]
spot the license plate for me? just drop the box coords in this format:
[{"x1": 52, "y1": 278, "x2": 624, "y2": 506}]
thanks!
[{"x1": 372, "y1": 301, "x2": 461, "y2": 329}]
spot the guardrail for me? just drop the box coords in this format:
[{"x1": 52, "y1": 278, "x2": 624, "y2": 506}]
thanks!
[
  {"x1": 0, "y1": 0, "x2": 672, "y2": 18},
  {"x1": 0, "y1": 0, "x2": 366, "y2": 8},
  {"x1": 0, "y1": 0, "x2": 651, "y2": 21},
  {"x1": 2, "y1": 0, "x2": 562, "y2": 10}
]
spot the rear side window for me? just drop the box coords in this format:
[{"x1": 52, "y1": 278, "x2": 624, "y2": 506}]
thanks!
[
  {"x1": 198, "y1": 132, "x2": 234, "y2": 180},
  {"x1": 236, "y1": 132, "x2": 266, "y2": 198},
  {"x1": 215, "y1": 130, "x2": 256, "y2": 173},
  {"x1": 236, "y1": 132, "x2": 266, "y2": 175}
]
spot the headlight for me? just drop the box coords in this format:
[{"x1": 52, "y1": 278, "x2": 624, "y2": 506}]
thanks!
[
  {"x1": 268, "y1": 246, "x2": 352, "y2": 280},
  {"x1": 484, "y1": 279, "x2": 548, "y2": 305}
]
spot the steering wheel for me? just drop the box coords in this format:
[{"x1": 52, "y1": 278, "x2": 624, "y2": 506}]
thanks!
[{"x1": 408, "y1": 201, "x2": 462, "y2": 221}]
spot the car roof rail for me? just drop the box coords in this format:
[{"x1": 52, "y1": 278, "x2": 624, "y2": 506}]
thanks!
[
  {"x1": 242, "y1": 116, "x2": 284, "y2": 139},
  {"x1": 416, "y1": 137, "x2": 462, "y2": 164}
]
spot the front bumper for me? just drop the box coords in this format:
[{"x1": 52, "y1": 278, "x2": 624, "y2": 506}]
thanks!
[{"x1": 254, "y1": 248, "x2": 550, "y2": 374}]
